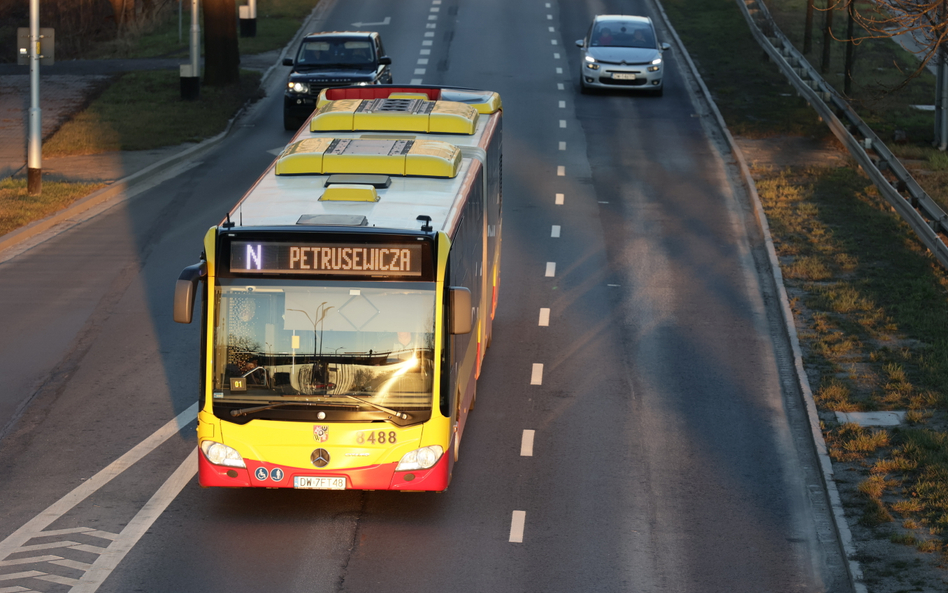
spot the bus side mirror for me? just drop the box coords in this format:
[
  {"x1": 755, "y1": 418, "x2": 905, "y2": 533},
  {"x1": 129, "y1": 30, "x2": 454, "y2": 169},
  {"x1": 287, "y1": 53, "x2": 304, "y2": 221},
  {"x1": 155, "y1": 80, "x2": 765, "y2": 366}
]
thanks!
[
  {"x1": 173, "y1": 262, "x2": 207, "y2": 324},
  {"x1": 450, "y1": 287, "x2": 472, "y2": 334}
]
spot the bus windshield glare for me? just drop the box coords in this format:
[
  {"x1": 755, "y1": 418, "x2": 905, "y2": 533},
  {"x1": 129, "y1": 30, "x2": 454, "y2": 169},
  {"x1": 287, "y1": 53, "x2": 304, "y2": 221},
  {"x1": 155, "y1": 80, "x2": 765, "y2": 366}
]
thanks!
[{"x1": 213, "y1": 280, "x2": 435, "y2": 415}]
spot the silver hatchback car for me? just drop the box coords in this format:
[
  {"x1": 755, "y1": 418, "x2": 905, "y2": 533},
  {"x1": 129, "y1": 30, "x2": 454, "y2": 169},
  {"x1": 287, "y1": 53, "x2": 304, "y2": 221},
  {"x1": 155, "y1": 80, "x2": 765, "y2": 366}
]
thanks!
[{"x1": 576, "y1": 15, "x2": 670, "y2": 96}]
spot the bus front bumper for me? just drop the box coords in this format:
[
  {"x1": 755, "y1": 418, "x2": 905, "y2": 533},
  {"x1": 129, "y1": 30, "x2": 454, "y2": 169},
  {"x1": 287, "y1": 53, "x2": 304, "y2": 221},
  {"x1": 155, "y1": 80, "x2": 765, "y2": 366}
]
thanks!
[{"x1": 197, "y1": 449, "x2": 450, "y2": 492}]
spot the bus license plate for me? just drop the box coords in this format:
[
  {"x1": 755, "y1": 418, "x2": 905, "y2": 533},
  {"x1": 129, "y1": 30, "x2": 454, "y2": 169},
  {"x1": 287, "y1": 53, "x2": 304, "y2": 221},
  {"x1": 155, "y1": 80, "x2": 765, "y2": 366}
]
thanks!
[
  {"x1": 294, "y1": 476, "x2": 346, "y2": 490},
  {"x1": 612, "y1": 73, "x2": 636, "y2": 80}
]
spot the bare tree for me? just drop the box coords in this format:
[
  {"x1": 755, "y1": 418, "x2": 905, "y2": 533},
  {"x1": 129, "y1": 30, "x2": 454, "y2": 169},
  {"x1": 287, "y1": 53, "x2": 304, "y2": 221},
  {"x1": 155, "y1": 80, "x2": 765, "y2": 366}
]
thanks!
[
  {"x1": 203, "y1": 0, "x2": 240, "y2": 86},
  {"x1": 842, "y1": 0, "x2": 948, "y2": 148}
]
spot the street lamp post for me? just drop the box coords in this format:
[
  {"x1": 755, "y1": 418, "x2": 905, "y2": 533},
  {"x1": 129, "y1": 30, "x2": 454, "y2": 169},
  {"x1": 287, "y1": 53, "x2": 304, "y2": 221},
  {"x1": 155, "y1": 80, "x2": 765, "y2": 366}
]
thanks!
[{"x1": 27, "y1": 0, "x2": 41, "y2": 195}]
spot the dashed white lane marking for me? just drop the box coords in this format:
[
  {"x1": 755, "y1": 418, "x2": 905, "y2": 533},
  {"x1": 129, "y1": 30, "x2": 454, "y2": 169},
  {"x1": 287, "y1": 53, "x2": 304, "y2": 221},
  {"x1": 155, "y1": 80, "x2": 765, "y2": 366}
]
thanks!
[
  {"x1": 420, "y1": 48, "x2": 431, "y2": 55},
  {"x1": 545, "y1": 262, "x2": 556, "y2": 277},
  {"x1": 426, "y1": 23, "x2": 436, "y2": 29},
  {"x1": 556, "y1": 166, "x2": 565, "y2": 176},
  {"x1": 430, "y1": 6, "x2": 439, "y2": 11},
  {"x1": 418, "y1": 58, "x2": 429, "y2": 64},
  {"x1": 414, "y1": 69, "x2": 426, "y2": 75},
  {"x1": 547, "y1": 14, "x2": 552, "y2": 19},
  {"x1": 557, "y1": 83, "x2": 564, "y2": 90},
  {"x1": 551, "y1": 225, "x2": 560, "y2": 238},
  {"x1": 428, "y1": 14, "x2": 437, "y2": 20},
  {"x1": 423, "y1": 40, "x2": 433, "y2": 45},
  {"x1": 559, "y1": 119, "x2": 566, "y2": 128},
  {"x1": 521, "y1": 430, "x2": 536, "y2": 456},
  {"x1": 411, "y1": 79, "x2": 423, "y2": 84},
  {"x1": 510, "y1": 511, "x2": 527, "y2": 543},
  {"x1": 555, "y1": 67, "x2": 562, "y2": 74},
  {"x1": 553, "y1": 52, "x2": 560, "y2": 59},
  {"x1": 531, "y1": 363, "x2": 544, "y2": 385},
  {"x1": 555, "y1": 193, "x2": 564, "y2": 205},
  {"x1": 424, "y1": 32, "x2": 435, "y2": 37},
  {"x1": 559, "y1": 100, "x2": 566, "y2": 108},
  {"x1": 538, "y1": 308, "x2": 550, "y2": 326},
  {"x1": 548, "y1": 26, "x2": 554, "y2": 32},
  {"x1": 559, "y1": 141, "x2": 566, "y2": 150},
  {"x1": 551, "y1": 39, "x2": 557, "y2": 45}
]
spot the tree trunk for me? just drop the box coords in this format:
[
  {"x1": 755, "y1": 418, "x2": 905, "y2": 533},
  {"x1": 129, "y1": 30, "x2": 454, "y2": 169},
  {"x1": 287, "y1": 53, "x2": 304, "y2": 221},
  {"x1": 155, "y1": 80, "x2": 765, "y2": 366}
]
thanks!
[
  {"x1": 804, "y1": 0, "x2": 815, "y2": 53},
  {"x1": 844, "y1": 0, "x2": 855, "y2": 95},
  {"x1": 203, "y1": 0, "x2": 240, "y2": 86},
  {"x1": 108, "y1": 0, "x2": 129, "y2": 26},
  {"x1": 821, "y1": 0, "x2": 835, "y2": 73}
]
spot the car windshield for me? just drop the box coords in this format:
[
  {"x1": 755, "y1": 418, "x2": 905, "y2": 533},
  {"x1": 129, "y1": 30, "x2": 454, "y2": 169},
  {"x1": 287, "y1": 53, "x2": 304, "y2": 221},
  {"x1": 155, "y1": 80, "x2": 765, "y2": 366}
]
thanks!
[
  {"x1": 591, "y1": 21, "x2": 655, "y2": 48},
  {"x1": 213, "y1": 280, "x2": 436, "y2": 415},
  {"x1": 296, "y1": 39, "x2": 376, "y2": 67}
]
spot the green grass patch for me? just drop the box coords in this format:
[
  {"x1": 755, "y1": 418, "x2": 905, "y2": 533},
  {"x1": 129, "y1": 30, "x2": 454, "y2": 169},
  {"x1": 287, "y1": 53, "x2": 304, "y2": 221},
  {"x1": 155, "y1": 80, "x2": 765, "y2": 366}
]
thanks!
[
  {"x1": 661, "y1": 0, "x2": 828, "y2": 138},
  {"x1": 44, "y1": 69, "x2": 263, "y2": 156},
  {"x1": 0, "y1": 179, "x2": 105, "y2": 236}
]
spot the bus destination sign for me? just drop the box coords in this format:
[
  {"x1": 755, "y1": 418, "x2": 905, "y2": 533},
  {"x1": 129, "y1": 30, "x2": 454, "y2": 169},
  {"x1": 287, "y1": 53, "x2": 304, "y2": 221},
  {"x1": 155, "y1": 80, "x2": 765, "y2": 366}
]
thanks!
[{"x1": 230, "y1": 241, "x2": 423, "y2": 276}]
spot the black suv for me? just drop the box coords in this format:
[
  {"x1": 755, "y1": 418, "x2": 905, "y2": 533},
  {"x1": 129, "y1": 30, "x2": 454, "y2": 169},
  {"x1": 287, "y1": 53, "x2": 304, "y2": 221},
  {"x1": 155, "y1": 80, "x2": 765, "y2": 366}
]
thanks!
[{"x1": 282, "y1": 31, "x2": 393, "y2": 131}]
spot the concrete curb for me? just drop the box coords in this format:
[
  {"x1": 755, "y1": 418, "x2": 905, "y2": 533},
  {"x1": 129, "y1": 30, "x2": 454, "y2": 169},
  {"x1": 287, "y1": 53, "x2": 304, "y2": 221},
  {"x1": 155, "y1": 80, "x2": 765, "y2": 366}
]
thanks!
[
  {"x1": 651, "y1": 1, "x2": 863, "y2": 592},
  {"x1": 0, "y1": 0, "x2": 338, "y2": 257}
]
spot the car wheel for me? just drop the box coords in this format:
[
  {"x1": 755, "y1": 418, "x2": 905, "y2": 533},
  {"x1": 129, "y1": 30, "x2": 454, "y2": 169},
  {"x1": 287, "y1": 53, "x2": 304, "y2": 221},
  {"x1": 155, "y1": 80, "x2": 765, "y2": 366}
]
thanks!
[{"x1": 283, "y1": 112, "x2": 302, "y2": 131}]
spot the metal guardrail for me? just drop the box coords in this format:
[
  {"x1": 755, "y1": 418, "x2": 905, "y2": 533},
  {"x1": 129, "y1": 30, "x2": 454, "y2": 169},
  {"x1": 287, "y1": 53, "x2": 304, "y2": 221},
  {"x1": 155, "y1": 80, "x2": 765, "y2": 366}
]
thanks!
[{"x1": 737, "y1": 0, "x2": 948, "y2": 269}]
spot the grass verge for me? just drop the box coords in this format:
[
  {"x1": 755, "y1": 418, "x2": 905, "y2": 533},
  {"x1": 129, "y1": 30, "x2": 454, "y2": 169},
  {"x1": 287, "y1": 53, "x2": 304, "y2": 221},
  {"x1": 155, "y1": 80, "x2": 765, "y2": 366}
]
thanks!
[
  {"x1": 0, "y1": 179, "x2": 106, "y2": 236},
  {"x1": 43, "y1": 69, "x2": 263, "y2": 156}
]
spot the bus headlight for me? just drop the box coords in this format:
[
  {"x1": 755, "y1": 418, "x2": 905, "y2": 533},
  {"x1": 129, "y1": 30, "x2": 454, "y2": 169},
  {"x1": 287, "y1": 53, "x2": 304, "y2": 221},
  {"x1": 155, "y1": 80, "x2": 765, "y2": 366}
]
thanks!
[
  {"x1": 396, "y1": 445, "x2": 444, "y2": 471},
  {"x1": 201, "y1": 440, "x2": 246, "y2": 468},
  {"x1": 287, "y1": 81, "x2": 310, "y2": 94}
]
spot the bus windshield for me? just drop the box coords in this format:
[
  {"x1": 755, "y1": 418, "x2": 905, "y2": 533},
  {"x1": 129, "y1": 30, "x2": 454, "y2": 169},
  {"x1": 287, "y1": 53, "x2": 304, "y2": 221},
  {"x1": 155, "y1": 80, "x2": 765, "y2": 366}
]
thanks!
[{"x1": 213, "y1": 280, "x2": 436, "y2": 415}]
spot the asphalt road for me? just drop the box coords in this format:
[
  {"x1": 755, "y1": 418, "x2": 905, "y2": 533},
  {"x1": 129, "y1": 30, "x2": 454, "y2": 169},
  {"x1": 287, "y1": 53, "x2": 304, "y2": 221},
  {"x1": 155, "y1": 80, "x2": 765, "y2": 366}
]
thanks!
[{"x1": 0, "y1": 0, "x2": 851, "y2": 591}]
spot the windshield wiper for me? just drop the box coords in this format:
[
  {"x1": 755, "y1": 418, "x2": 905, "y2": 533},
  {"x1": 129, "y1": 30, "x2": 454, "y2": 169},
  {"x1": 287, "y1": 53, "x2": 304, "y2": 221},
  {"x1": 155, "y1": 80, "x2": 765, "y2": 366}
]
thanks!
[
  {"x1": 230, "y1": 400, "x2": 327, "y2": 417},
  {"x1": 345, "y1": 395, "x2": 411, "y2": 420}
]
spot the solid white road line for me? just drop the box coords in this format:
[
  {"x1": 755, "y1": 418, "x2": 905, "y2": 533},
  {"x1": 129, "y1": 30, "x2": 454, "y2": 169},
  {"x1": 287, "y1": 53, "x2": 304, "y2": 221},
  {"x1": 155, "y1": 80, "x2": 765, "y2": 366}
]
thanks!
[
  {"x1": 71, "y1": 449, "x2": 198, "y2": 593},
  {"x1": 0, "y1": 403, "x2": 198, "y2": 561},
  {"x1": 531, "y1": 364, "x2": 544, "y2": 385},
  {"x1": 521, "y1": 430, "x2": 535, "y2": 456},
  {"x1": 509, "y1": 511, "x2": 526, "y2": 543}
]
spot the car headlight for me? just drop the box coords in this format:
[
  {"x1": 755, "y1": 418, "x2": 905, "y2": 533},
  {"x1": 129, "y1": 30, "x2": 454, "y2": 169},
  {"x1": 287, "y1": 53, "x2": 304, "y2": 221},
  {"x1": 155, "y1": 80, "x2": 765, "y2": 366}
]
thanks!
[
  {"x1": 651, "y1": 57, "x2": 662, "y2": 65},
  {"x1": 287, "y1": 81, "x2": 310, "y2": 94},
  {"x1": 585, "y1": 62, "x2": 600, "y2": 70},
  {"x1": 201, "y1": 440, "x2": 246, "y2": 468},
  {"x1": 396, "y1": 445, "x2": 444, "y2": 471}
]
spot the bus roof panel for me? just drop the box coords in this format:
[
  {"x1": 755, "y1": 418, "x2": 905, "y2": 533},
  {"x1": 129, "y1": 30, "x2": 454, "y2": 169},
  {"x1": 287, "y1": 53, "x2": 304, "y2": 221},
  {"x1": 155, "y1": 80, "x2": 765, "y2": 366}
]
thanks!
[{"x1": 233, "y1": 158, "x2": 476, "y2": 233}]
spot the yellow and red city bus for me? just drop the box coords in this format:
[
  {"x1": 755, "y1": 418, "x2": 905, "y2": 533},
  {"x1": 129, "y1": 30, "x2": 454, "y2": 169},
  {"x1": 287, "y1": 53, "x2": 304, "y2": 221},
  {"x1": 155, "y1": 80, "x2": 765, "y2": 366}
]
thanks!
[{"x1": 173, "y1": 86, "x2": 502, "y2": 491}]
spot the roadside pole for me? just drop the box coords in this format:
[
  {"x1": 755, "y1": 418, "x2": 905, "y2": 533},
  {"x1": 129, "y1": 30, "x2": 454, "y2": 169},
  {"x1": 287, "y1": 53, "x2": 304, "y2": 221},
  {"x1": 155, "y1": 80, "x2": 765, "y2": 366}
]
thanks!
[{"x1": 27, "y1": 0, "x2": 41, "y2": 195}]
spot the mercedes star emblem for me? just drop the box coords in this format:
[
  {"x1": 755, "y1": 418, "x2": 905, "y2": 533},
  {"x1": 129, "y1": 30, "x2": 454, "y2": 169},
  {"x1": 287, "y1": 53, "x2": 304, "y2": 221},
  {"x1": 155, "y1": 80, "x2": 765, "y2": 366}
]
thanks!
[{"x1": 311, "y1": 448, "x2": 330, "y2": 468}]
